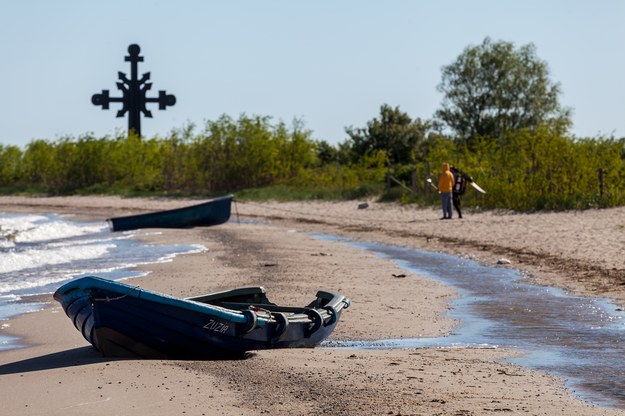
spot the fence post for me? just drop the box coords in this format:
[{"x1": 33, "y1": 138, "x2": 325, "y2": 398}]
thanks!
[
  {"x1": 598, "y1": 168, "x2": 605, "y2": 197},
  {"x1": 425, "y1": 162, "x2": 431, "y2": 195}
]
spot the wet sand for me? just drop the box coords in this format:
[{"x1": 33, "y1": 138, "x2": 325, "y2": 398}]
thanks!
[{"x1": 0, "y1": 196, "x2": 623, "y2": 415}]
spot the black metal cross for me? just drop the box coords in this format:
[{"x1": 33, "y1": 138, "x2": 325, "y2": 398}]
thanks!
[{"x1": 92, "y1": 44, "x2": 176, "y2": 137}]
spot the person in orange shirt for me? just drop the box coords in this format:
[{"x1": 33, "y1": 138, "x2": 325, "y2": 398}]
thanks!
[{"x1": 438, "y1": 162, "x2": 455, "y2": 219}]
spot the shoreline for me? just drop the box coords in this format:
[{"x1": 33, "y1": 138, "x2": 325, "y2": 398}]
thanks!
[{"x1": 1, "y1": 196, "x2": 624, "y2": 415}]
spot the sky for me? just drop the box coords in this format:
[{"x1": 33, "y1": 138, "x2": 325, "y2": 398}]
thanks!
[{"x1": 1, "y1": 1, "x2": 624, "y2": 148}]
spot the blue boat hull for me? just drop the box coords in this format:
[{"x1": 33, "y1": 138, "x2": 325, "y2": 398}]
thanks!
[
  {"x1": 54, "y1": 276, "x2": 350, "y2": 359},
  {"x1": 108, "y1": 195, "x2": 233, "y2": 232}
]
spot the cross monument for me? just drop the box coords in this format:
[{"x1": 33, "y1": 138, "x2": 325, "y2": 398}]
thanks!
[{"x1": 92, "y1": 44, "x2": 176, "y2": 137}]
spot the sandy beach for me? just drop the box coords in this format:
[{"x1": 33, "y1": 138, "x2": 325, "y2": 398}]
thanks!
[{"x1": 1, "y1": 195, "x2": 624, "y2": 415}]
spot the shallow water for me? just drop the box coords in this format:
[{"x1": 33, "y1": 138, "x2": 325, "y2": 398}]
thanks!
[{"x1": 326, "y1": 241, "x2": 625, "y2": 409}]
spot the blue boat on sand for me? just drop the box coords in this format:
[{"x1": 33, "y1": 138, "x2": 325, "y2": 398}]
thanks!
[
  {"x1": 107, "y1": 194, "x2": 233, "y2": 232},
  {"x1": 53, "y1": 276, "x2": 350, "y2": 359}
]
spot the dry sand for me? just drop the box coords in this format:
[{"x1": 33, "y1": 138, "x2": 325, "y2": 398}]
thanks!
[{"x1": 0, "y1": 195, "x2": 624, "y2": 415}]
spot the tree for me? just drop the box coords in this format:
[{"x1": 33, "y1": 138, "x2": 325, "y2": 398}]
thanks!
[
  {"x1": 315, "y1": 140, "x2": 339, "y2": 165},
  {"x1": 436, "y1": 37, "x2": 572, "y2": 147},
  {"x1": 0, "y1": 145, "x2": 23, "y2": 187},
  {"x1": 344, "y1": 104, "x2": 431, "y2": 165}
]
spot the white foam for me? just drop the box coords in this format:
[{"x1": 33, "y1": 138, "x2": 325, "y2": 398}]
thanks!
[
  {"x1": 0, "y1": 274, "x2": 75, "y2": 293},
  {"x1": 16, "y1": 220, "x2": 107, "y2": 243},
  {"x1": 0, "y1": 214, "x2": 46, "y2": 240},
  {"x1": 0, "y1": 214, "x2": 48, "y2": 229},
  {"x1": 0, "y1": 213, "x2": 108, "y2": 243},
  {"x1": 0, "y1": 243, "x2": 115, "y2": 275}
]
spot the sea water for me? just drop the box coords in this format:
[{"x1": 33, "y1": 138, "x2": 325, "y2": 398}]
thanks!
[{"x1": 0, "y1": 212, "x2": 204, "y2": 351}]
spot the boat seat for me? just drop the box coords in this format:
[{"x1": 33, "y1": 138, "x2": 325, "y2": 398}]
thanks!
[
  {"x1": 209, "y1": 301, "x2": 313, "y2": 315},
  {"x1": 185, "y1": 287, "x2": 268, "y2": 304}
]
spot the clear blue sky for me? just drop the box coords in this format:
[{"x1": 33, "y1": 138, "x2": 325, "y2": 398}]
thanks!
[{"x1": 1, "y1": 1, "x2": 624, "y2": 148}]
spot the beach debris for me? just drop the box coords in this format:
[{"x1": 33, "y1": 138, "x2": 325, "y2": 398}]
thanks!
[
  {"x1": 497, "y1": 258, "x2": 512, "y2": 265},
  {"x1": 497, "y1": 368, "x2": 523, "y2": 376},
  {"x1": 0, "y1": 226, "x2": 17, "y2": 244},
  {"x1": 392, "y1": 273, "x2": 406, "y2": 278},
  {"x1": 358, "y1": 202, "x2": 369, "y2": 209}
]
